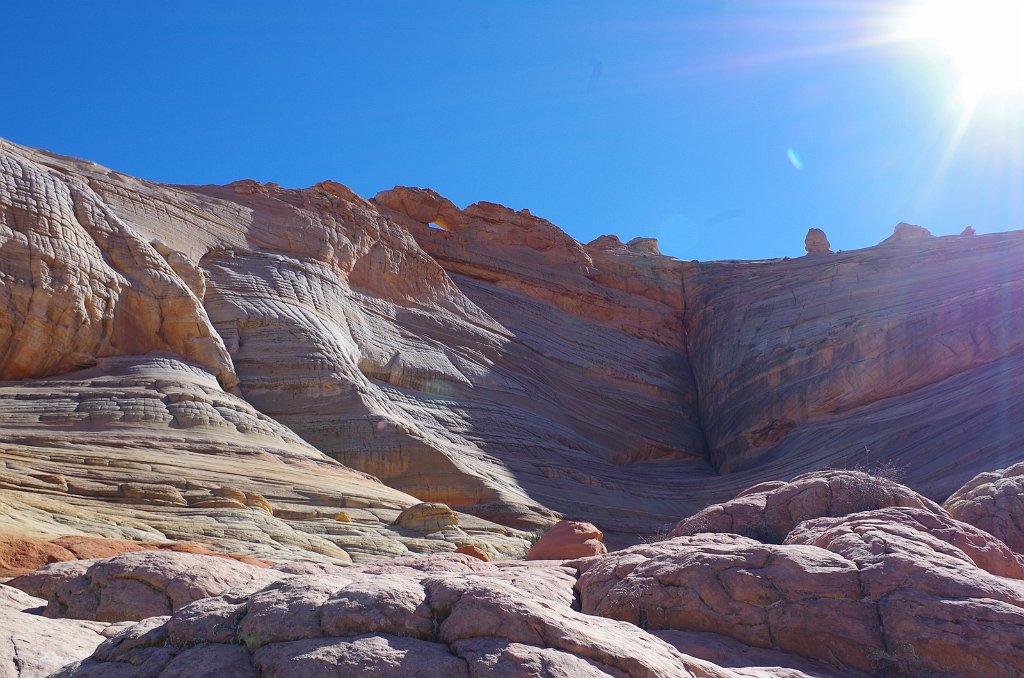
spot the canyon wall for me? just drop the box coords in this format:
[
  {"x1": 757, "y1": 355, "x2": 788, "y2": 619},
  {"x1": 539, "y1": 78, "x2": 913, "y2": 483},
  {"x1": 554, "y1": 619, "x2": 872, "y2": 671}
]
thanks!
[{"x1": 2, "y1": 137, "x2": 1024, "y2": 554}]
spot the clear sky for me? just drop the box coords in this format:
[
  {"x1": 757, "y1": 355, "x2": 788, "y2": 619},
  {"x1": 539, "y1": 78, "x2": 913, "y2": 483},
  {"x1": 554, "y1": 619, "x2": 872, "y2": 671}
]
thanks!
[{"x1": 5, "y1": 1, "x2": 1024, "y2": 260}]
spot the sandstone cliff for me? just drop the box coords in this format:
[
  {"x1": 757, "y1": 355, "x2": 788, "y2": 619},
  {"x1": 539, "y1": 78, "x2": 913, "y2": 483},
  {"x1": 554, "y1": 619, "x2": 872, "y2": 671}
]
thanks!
[
  {"x1": 3, "y1": 137, "x2": 1024, "y2": 554},
  {"x1": 5, "y1": 138, "x2": 1024, "y2": 677}
]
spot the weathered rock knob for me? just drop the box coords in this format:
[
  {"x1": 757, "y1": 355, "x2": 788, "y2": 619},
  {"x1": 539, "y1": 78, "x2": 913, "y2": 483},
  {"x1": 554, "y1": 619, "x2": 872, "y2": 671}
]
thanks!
[{"x1": 804, "y1": 228, "x2": 832, "y2": 255}]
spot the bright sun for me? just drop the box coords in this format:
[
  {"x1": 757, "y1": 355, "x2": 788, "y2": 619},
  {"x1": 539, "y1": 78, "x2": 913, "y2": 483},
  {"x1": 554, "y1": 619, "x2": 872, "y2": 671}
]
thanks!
[{"x1": 905, "y1": 0, "x2": 1024, "y2": 96}]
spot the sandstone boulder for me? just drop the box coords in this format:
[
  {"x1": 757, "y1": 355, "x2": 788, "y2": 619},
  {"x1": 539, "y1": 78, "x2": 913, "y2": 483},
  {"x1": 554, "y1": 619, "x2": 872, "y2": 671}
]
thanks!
[
  {"x1": 585, "y1": 234, "x2": 626, "y2": 250},
  {"x1": 526, "y1": 520, "x2": 607, "y2": 560},
  {"x1": 882, "y1": 221, "x2": 933, "y2": 244},
  {"x1": 945, "y1": 462, "x2": 1024, "y2": 554},
  {"x1": 671, "y1": 469, "x2": 943, "y2": 543},
  {"x1": 626, "y1": 236, "x2": 661, "y2": 254},
  {"x1": 394, "y1": 502, "x2": 459, "y2": 532},
  {"x1": 454, "y1": 544, "x2": 490, "y2": 561}
]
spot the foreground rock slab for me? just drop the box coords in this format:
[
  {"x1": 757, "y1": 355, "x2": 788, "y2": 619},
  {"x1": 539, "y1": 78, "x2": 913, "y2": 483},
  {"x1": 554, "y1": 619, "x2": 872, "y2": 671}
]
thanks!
[
  {"x1": 8, "y1": 551, "x2": 283, "y2": 623},
  {"x1": 54, "y1": 558, "x2": 740, "y2": 678},
  {"x1": 0, "y1": 584, "x2": 107, "y2": 678},
  {"x1": 574, "y1": 505, "x2": 1024, "y2": 676}
]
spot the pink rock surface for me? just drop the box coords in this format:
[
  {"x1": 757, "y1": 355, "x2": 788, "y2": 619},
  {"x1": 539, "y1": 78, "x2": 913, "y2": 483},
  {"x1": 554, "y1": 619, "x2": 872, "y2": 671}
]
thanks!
[
  {"x1": 945, "y1": 462, "x2": 1024, "y2": 554},
  {"x1": 655, "y1": 630, "x2": 862, "y2": 678},
  {"x1": 57, "y1": 560, "x2": 737, "y2": 678},
  {"x1": 0, "y1": 584, "x2": 107, "y2": 678},
  {"x1": 572, "y1": 534, "x2": 876, "y2": 672},
  {"x1": 787, "y1": 505, "x2": 1024, "y2": 580},
  {"x1": 574, "y1": 502, "x2": 1024, "y2": 676},
  {"x1": 671, "y1": 469, "x2": 943, "y2": 543},
  {"x1": 9, "y1": 550, "x2": 282, "y2": 622}
]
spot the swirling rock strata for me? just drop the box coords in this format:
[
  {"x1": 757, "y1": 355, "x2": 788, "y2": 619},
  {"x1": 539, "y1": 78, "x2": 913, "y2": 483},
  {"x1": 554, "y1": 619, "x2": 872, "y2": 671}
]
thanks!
[{"x1": 4, "y1": 136, "x2": 1024, "y2": 551}]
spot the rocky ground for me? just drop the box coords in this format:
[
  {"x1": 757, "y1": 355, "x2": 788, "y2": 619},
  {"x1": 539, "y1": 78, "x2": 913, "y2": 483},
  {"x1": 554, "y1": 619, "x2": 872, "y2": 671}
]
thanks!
[
  {"x1": 3, "y1": 138, "x2": 1024, "y2": 675},
  {"x1": 1, "y1": 469, "x2": 1022, "y2": 676}
]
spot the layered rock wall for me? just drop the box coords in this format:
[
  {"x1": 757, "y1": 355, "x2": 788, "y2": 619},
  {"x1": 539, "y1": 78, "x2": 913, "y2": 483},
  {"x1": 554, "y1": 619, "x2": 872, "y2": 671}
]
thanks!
[{"x1": 3, "y1": 137, "x2": 1024, "y2": 548}]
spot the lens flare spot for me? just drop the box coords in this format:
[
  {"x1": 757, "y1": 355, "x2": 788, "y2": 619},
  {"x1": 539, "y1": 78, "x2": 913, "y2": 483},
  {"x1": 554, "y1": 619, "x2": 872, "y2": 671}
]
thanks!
[
  {"x1": 905, "y1": 0, "x2": 1024, "y2": 96},
  {"x1": 786, "y1": 148, "x2": 804, "y2": 170}
]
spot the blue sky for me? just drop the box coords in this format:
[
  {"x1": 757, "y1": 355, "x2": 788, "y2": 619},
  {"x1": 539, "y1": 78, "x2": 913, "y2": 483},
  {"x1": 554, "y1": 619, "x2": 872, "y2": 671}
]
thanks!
[{"x1": 5, "y1": 2, "x2": 1023, "y2": 260}]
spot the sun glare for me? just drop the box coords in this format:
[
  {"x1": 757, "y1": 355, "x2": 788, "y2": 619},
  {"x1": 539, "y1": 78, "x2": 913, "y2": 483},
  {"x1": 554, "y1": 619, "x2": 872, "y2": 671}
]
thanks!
[{"x1": 906, "y1": 0, "x2": 1024, "y2": 96}]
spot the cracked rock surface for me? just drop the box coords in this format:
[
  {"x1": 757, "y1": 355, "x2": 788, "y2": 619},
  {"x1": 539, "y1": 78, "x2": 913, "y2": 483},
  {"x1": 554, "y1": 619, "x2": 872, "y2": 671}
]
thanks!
[
  {"x1": 575, "y1": 499, "x2": 1024, "y2": 675},
  {"x1": 48, "y1": 554, "x2": 734, "y2": 678},
  {"x1": 945, "y1": 462, "x2": 1024, "y2": 554}
]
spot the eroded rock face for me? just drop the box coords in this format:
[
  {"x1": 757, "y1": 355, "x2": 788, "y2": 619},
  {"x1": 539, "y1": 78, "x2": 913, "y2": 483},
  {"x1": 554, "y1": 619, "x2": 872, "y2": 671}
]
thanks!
[
  {"x1": 526, "y1": 520, "x2": 608, "y2": 560},
  {"x1": 0, "y1": 353, "x2": 531, "y2": 566},
  {"x1": 670, "y1": 469, "x2": 944, "y2": 543},
  {"x1": 945, "y1": 462, "x2": 1024, "y2": 554},
  {"x1": 0, "y1": 142, "x2": 235, "y2": 389}
]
